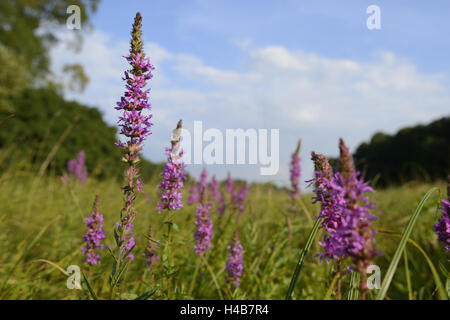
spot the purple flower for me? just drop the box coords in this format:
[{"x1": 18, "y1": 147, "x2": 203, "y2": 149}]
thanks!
[
  {"x1": 198, "y1": 168, "x2": 208, "y2": 200},
  {"x1": 66, "y1": 151, "x2": 88, "y2": 182},
  {"x1": 114, "y1": 13, "x2": 152, "y2": 263},
  {"x1": 157, "y1": 120, "x2": 186, "y2": 213},
  {"x1": 329, "y1": 172, "x2": 379, "y2": 271},
  {"x1": 226, "y1": 233, "x2": 244, "y2": 288},
  {"x1": 209, "y1": 176, "x2": 220, "y2": 203},
  {"x1": 187, "y1": 182, "x2": 200, "y2": 205},
  {"x1": 226, "y1": 172, "x2": 234, "y2": 194},
  {"x1": 434, "y1": 176, "x2": 450, "y2": 251},
  {"x1": 289, "y1": 140, "x2": 301, "y2": 209},
  {"x1": 234, "y1": 183, "x2": 249, "y2": 217},
  {"x1": 82, "y1": 196, "x2": 106, "y2": 265},
  {"x1": 143, "y1": 225, "x2": 159, "y2": 267},
  {"x1": 194, "y1": 204, "x2": 213, "y2": 256},
  {"x1": 310, "y1": 146, "x2": 380, "y2": 272},
  {"x1": 309, "y1": 170, "x2": 346, "y2": 263}
]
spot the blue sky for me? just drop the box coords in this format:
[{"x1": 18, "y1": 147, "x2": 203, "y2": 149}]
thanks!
[{"x1": 52, "y1": 1, "x2": 450, "y2": 186}]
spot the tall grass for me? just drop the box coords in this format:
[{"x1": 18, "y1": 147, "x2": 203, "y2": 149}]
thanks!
[{"x1": 0, "y1": 159, "x2": 447, "y2": 299}]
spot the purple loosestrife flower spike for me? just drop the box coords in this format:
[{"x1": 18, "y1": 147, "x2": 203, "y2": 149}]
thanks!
[
  {"x1": 226, "y1": 172, "x2": 234, "y2": 194},
  {"x1": 157, "y1": 120, "x2": 186, "y2": 213},
  {"x1": 338, "y1": 138, "x2": 355, "y2": 183},
  {"x1": 209, "y1": 176, "x2": 220, "y2": 203},
  {"x1": 333, "y1": 140, "x2": 380, "y2": 281},
  {"x1": 82, "y1": 195, "x2": 106, "y2": 265},
  {"x1": 143, "y1": 224, "x2": 159, "y2": 268},
  {"x1": 198, "y1": 168, "x2": 208, "y2": 201},
  {"x1": 66, "y1": 151, "x2": 88, "y2": 182},
  {"x1": 187, "y1": 181, "x2": 200, "y2": 205},
  {"x1": 194, "y1": 203, "x2": 213, "y2": 256},
  {"x1": 434, "y1": 175, "x2": 450, "y2": 251},
  {"x1": 234, "y1": 182, "x2": 249, "y2": 217},
  {"x1": 309, "y1": 152, "x2": 346, "y2": 263},
  {"x1": 289, "y1": 140, "x2": 301, "y2": 210},
  {"x1": 226, "y1": 232, "x2": 244, "y2": 288},
  {"x1": 114, "y1": 12, "x2": 153, "y2": 262}
]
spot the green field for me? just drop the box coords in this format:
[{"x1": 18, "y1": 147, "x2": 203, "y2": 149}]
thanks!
[{"x1": 0, "y1": 163, "x2": 447, "y2": 300}]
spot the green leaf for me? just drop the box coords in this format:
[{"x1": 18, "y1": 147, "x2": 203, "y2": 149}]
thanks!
[
  {"x1": 82, "y1": 272, "x2": 98, "y2": 300},
  {"x1": 376, "y1": 187, "x2": 447, "y2": 300},
  {"x1": 135, "y1": 288, "x2": 158, "y2": 300},
  {"x1": 286, "y1": 217, "x2": 322, "y2": 300}
]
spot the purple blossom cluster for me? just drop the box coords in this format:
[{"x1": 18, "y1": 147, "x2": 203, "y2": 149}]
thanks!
[
  {"x1": 82, "y1": 196, "x2": 106, "y2": 265},
  {"x1": 209, "y1": 176, "x2": 220, "y2": 203},
  {"x1": 194, "y1": 204, "x2": 213, "y2": 256},
  {"x1": 218, "y1": 174, "x2": 249, "y2": 217},
  {"x1": 143, "y1": 225, "x2": 159, "y2": 267},
  {"x1": 157, "y1": 120, "x2": 186, "y2": 213},
  {"x1": 187, "y1": 182, "x2": 200, "y2": 205},
  {"x1": 66, "y1": 151, "x2": 88, "y2": 182},
  {"x1": 434, "y1": 177, "x2": 450, "y2": 252},
  {"x1": 226, "y1": 233, "x2": 244, "y2": 288},
  {"x1": 115, "y1": 52, "x2": 154, "y2": 147},
  {"x1": 113, "y1": 13, "x2": 153, "y2": 264},
  {"x1": 187, "y1": 169, "x2": 208, "y2": 205},
  {"x1": 289, "y1": 140, "x2": 301, "y2": 208},
  {"x1": 233, "y1": 183, "x2": 249, "y2": 217},
  {"x1": 310, "y1": 144, "x2": 380, "y2": 273},
  {"x1": 115, "y1": 222, "x2": 136, "y2": 261}
]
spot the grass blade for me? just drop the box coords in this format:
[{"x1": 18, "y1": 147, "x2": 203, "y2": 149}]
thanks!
[
  {"x1": 324, "y1": 272, "x2": 339, "y2": 300},
  {"x1": 286, "y1": 217, "x2": 321, "y2": 300},
  {"x1": 347, "y1": 272, "x2": 360, "y2": 300},
  {"x1": 375, "y1": 187, "x2": 443, "y2": 300},
  {"x1": 403, "y1": 249, "x2": 413, "y2": 300},
  {"x1": 82, "y1": 272, "x2": 98, "y2": 300},
  {"x1": 378, "y1": 229, "x2": 447, "y2": 300}
]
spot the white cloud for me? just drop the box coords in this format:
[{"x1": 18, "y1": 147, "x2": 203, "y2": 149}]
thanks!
[{"x1": 50, "y1": 29, "x2": 450, "y2": 187}]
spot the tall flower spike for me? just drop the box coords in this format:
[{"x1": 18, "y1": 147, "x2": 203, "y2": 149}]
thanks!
[
  {"x1": 434, "y1": 175, "x2": 450, "y2": 252},
  {"x1": 114, "y1": 12, "x2": 154, "y2": 263},
  {"x1": 67, "y1": 151, "x2": 88, "y2": 182},
  {"x1": 289, "y1": 139, "x2": 301, "y2": 209},
  {"x1": 194, "y1": 203, "x2": 213, "y2": 256},
  {"x1": 82, "y1": 195, "x2": 106, "y2": 265},
  {"x1": 338, "y1": 138, "x2": 355, "y2": 182},
  {"x1": 226, "y1": 172, "x2": 234, "y2": 194},
  {"x1": 226, "y1": 232, "x2": 244, "y2": 288},
  {"x1": 187, "y1": 181, "x2": 200, "y2": 205},
  {"x1": 198, "y1": 168, "x2": 208, "y2": 202},
  {"x1": 157, "y1": 120, "x2": 186, "y2": 213},
  {"x1": 209, "y1": 176, "x2": 220, "y2": 203},
  {"x1": 143, "y1": 224, "x2": 159, "y2": 268},
  {"x1": 234, "y1": 182, "x2": 249, "y2": 217},
  {"x1": 309, "y1": 152, "x2": 346, "y2": 262}
]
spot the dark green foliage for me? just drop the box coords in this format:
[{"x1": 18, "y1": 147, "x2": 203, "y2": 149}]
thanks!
[
  {"x1": 354, "y1": 116, "x2": 450, "y2": 186},
  {"x1": 0, "y1": 87, "x2": 163, "y2": 181}
]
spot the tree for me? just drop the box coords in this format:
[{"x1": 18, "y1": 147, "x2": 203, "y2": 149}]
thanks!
[{"x1": 0, "y1": 0, "x2": 100, "y2": 79}]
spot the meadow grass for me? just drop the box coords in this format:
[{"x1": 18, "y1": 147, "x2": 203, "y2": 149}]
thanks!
[{"x1": 0, "y1": 163, "x2": 447, "y2": 300}]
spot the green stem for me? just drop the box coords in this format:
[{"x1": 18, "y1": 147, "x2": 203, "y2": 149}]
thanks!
[{"x1": 286, "y1": 217, "x2": 321, "y2": 300}]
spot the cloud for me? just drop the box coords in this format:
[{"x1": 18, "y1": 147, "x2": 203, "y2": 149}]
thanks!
[{"x1": 50, "y1": 29, "x2": 450, "y2": 187}]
